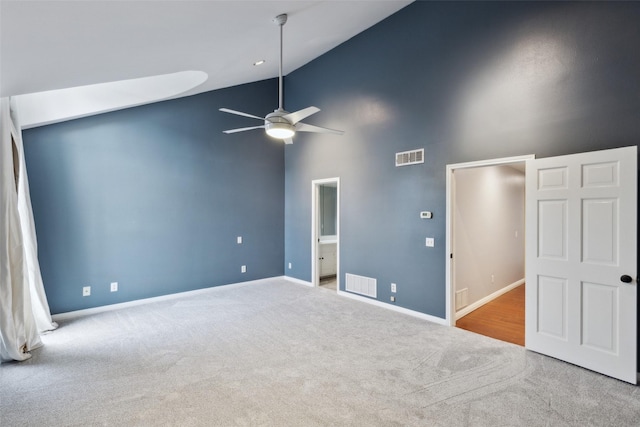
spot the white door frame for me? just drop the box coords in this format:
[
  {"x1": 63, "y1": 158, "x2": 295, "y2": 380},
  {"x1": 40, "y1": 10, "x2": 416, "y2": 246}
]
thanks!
[
  {"x1": 311, "y1": 177, "x2": 340, "y2": 288},
  {"x1": 445, "y1": 154, "x2": 535, "y2": 326}
]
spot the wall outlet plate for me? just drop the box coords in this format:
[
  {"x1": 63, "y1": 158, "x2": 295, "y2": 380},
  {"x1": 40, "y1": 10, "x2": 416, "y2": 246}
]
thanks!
[
  {"x1": 425, "y1": 237, "x2": 435, "y2": 247},
  {"x1": 82, "y1": 286, "x2": 91, "y2": 296},
  {"x1": 241, "y1": 265, "x2": 246, "y2": 273},
  {"x1": 391, "y1": 283, "x2": 397, "y2": 293},
  {"x1": 110, "y1": 282, "x2": 118, "y2": 292},
  {"x1": 237, "y1": 236, "x2": 242, "y2": 244}
]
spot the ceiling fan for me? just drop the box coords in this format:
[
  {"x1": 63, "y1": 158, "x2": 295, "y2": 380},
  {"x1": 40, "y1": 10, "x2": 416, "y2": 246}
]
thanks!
[{"x1": 219, "y1": 13, "x2": 344, "y2": 144}]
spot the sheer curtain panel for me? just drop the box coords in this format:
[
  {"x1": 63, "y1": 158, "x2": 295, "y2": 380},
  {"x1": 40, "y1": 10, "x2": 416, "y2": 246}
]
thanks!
[{"x1": 0, "y1": 97, "x2": 56, "y2": 363}]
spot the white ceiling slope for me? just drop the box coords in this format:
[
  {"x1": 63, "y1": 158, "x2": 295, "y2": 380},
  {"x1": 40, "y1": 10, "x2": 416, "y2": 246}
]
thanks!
[{"x1": 1, "y1": 1, "x2": 412, "y2": 127}]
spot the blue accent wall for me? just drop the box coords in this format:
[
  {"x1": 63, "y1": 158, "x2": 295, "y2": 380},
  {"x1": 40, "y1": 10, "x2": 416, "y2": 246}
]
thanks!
[
  {"x1": 284, "y1": 1, "x2": 640, "y2": 318},
  {"x1": 23, "y1": 80, "x2": 284, "y2": 313}
]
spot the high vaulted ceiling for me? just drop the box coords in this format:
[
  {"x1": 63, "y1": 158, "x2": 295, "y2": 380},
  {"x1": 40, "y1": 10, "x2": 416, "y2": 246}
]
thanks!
[{"x1": 0, "y1": 1, "x2": 412, "y2": 98}]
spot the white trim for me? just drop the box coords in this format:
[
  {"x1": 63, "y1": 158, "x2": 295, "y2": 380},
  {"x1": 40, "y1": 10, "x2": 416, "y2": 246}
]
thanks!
[
  {"x1": 311, "y1": 177, "x2": 340, "y2": 290},
  {"x1": 283, "y1": 275, "x2": 313, "y2": 287},
  {"x1": 446, "y1": 155, "x2": 535, "y2": 170},
  {"x1": 52, "y1": 277, "x2": 446, "y2": 326},
  {"x1": 337, "y1": 289, "x2": 447, "y2": 325},
  {"x1": 52, "y1": 277, "x2": 279, "y2": 321},
  {"x1": 445, "y1": 154, "x2": 534, "y2": 326},
  {"x1": 455, "y1": 278, "x2": 525, "y2": 320}
]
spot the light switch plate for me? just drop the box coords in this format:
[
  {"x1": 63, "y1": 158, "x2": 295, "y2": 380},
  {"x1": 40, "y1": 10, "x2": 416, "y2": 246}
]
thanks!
[{"x1": 425, "y1": 237, "x2": 435, "y2": 247}]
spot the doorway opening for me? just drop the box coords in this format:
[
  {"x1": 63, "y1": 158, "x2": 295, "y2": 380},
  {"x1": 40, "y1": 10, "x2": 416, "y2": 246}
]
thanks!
[
  {"x1": 445, "y1": 155, "x2": 533, "y2": 345},
  {"x1": 312, "y1": 178, "x2": 340, "y2": 290}
]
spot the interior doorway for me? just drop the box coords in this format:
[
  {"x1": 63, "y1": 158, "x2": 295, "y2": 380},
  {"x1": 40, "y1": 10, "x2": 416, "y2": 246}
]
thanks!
[
  {"x1": 445, "y1": 155, "x2": 533, "y2": 345},
  {"x1": 312, "y1": 178, "x2": 340, "y2": 290}
]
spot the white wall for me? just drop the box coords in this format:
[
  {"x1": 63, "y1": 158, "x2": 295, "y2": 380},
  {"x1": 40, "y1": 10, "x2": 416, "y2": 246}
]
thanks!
[{"x1": 453, "y1": 165, "x2": 525, "y2": 310}]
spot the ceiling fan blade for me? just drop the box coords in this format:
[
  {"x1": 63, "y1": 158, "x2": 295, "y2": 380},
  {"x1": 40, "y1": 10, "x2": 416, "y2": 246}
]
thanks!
[
  {"x1": 282, "y1": 106, "x2": 320, "y2": 124},
  {"x1": 296, "y1": 122, "x2": 344, "y2": 135},
  {"x1": 219, "y1": 108, "x2": 265, "y2": 121},
  {"x1": 223, "y1": 125, "x2": 265, "y2": 134},
  {"x1": 283, "y1": 138, "x2": 294, "y2": 145}
]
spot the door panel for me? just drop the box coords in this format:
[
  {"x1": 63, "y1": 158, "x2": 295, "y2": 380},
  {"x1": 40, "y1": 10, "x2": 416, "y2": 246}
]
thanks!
[
  {"x1": 582, "y1": 199, "x2": 617, "y2": 264},
  {"x1": 538, "y1": 200, "x2": 567, "y2": 260},
  {"x1": 525, "y1": 146, "x2": 637, "y2": 384},
  {"x1": 537, "y1": 275, "x2": 568, "y2": 339},
  {"x1": 581, "y1": 281, "x2": 617, "y2": 353}
]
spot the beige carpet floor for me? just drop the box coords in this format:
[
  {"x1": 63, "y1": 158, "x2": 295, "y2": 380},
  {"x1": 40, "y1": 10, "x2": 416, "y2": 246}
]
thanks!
[{"x1": 1, "y1": 277, "x2": 639, "y2": 426}]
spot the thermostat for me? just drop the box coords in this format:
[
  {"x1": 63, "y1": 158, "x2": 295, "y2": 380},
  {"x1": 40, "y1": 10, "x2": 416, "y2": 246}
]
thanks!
[{"x1": 420, "y1": 211, "x2": 433, "y2": 219}]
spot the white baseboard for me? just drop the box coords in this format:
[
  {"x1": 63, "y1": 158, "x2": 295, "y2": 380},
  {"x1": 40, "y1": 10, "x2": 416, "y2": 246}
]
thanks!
[
  {"x1": 283, "y1": 276, "x2": 313, "y2": 287},
  {"x1": 337, "y1": 289, "x2": 447, "y2": 325},
  {"x1": 52, "y1": 275, "x2": 446, "y2": 327},
  {"x1": 52, "y1": 277, "x2": 279, "y2": 321},
  {"x1": 455, "y1": 278, "x2": 525, "y2": 320},
  {"x1": 283, "y1": 275, "x2": 446, "y2": 325}
]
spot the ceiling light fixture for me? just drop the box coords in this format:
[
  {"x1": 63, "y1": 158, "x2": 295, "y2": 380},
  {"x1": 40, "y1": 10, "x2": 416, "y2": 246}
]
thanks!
[{"x1": 265, "y1": 119, "x2": 295, "y2": 139}]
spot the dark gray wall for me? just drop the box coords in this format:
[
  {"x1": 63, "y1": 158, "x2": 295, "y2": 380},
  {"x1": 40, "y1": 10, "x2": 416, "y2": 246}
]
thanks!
[
  {"x1": 24, "y1": 80, "x2": 284, "y2": 314},
  {"x1": 284, "y1": 1, "x2": 640, "y2": 318}
]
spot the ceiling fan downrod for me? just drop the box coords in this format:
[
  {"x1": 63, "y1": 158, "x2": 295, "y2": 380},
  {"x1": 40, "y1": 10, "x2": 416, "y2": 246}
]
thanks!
[{"x1": 273, "y1": 14, "x2": 287, "y2": 112}]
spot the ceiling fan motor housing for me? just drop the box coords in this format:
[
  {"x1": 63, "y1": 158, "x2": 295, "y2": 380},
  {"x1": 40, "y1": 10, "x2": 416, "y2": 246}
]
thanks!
[{"x1": 265, "y1": 110, "x2": 294, "y2": 138}]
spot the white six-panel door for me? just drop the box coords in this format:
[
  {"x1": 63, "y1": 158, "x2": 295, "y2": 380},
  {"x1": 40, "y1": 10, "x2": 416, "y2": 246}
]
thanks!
[{"x1": 525, "y1": 146, "x2": 637, "y2": 384}]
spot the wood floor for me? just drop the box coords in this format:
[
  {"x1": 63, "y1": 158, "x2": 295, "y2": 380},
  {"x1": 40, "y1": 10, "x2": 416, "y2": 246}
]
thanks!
[{"x1": 456, "y1": 284, "x2": 525, "y2": 346}]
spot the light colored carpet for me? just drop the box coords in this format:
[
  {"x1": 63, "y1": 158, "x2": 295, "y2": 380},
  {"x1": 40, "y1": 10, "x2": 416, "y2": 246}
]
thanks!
[{"x1": 1, "y1": 278, "x2": 639, "y2": 426}]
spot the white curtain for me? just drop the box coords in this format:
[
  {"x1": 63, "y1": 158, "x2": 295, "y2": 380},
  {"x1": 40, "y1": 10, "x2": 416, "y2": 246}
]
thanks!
[{"x1": 0, "y1": 97, "x2": 57, "y2": 363}]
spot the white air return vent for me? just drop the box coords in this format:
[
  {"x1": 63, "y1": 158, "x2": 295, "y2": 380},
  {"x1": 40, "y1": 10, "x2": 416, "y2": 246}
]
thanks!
[
  {"x1": 345, "y1": 273, "x2": 377, "y2": 298},
  {"x1": 455, "y1": 288, "x2": 469, "y2": 310},
  {"x1": 396, "y1": 148, "x2": 424, "y2": 167}
]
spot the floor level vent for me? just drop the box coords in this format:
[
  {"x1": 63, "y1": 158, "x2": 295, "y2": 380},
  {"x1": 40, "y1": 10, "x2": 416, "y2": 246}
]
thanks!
[
  {"x1": 396, "y1": 148, "x2": 424, "y2": 167},
  {"x1": 345, "y1": 273, "x2": 377, "y2": 298},
  {"x1": 455, "y1": 288, "x2": 469, "y2": 311}
]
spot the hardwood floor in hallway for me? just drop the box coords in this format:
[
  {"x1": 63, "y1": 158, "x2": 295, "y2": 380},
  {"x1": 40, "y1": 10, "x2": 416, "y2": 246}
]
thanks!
[{"x1": 456, "y1": 284, "x2": 525, "y2": 346}]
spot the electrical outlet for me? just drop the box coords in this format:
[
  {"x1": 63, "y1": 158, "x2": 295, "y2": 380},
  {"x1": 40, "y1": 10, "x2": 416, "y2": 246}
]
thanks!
[
  {"x1": 241, "y1": 265, "x2": 246, "y2": 273},
  {"x1": 110, "y1": 282, "x2": 118, "y2": 292},
  {"x1": 288, "y1": 262, "x2": 292, "y2": 269},
  {"x1": 390, "y1": 296, "x2": 396, "y2": 302},
  {"x1": 82, "y1": 286, "x2": 91, "y2": 297},
  {"x1": 391, "y1": 283, "x2": 397, "y2": 293},
  {"x1": 237, "y1": 236, "x2": 242, "y2": 244},
  {"x1": 491, "y1": 274, "x2": 495, "y2": 283},
  {"x1": 425, "y1": 237, "x2": 435, "y2": 247}
]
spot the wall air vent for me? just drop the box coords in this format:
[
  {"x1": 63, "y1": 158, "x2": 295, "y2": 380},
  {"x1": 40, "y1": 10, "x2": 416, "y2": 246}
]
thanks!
[
  {"x1": 345, "y1": 273, "x2": 377, "y2": 298},
  {"x1": 395, "y1": 148, "x2": 424, "y2": 167}
]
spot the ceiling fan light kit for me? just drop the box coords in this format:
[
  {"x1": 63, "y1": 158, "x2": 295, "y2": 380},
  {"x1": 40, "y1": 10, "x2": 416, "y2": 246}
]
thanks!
[
  {"x1": 220, "y1": 13, "x2": 344, "y2": 144},
  {"x1": 265, "y1": 119, "x2": 295, "y2": 139}
]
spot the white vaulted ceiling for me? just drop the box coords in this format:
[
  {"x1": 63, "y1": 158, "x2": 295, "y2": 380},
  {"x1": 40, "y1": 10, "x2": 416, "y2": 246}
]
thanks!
[{"x1": 0, "y1": 1, "x2": 412, "y2": 127}]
